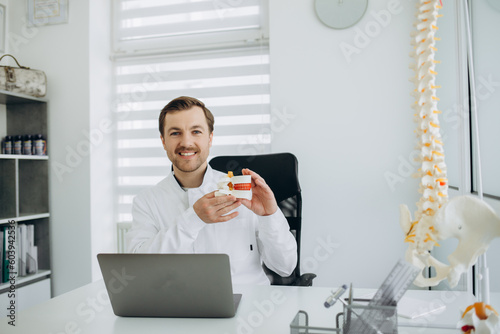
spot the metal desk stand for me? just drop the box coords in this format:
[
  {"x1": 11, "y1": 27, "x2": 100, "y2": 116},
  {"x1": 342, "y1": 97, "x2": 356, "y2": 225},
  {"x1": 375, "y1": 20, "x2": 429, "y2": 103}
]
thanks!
[
  {"x1": 290, "y1": 310, "x2": 340, "y2": 334},
  {"x1": 290, "y1": 259, "x2": 419, "y2": 334},
  {"x1": 290, "y1": 299, "x2": 398, "y2": 334}
]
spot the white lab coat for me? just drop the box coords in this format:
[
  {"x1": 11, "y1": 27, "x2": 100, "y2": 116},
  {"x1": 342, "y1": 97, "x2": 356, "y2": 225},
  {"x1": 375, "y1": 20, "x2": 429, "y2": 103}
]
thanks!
[{"x1": 126, "y1": 165, "x2": 298, "y2": 285}]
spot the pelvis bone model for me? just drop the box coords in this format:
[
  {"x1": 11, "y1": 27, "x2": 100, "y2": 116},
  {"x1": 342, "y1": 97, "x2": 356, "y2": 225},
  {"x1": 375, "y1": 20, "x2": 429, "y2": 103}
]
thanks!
[
  {"x1": 400, "y1": 0, "x2": 500, "y2": 289},
  {"x1": 400, "y1": 196, "x2": 500, "y2": 287}
]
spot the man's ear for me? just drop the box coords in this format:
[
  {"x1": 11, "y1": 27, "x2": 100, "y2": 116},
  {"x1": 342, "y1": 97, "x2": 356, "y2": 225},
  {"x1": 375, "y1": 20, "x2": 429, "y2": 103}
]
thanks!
[
  {"x1": 160, "y1": 135, "x2": 167, "y2": 151},
  {"x1": 209, "y1": 132, "x2": 213, "y2": 148}
]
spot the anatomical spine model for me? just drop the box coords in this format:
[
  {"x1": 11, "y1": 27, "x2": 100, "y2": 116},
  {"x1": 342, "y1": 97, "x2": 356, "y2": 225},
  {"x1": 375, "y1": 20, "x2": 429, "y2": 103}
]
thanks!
[
  {"x1": 400, "y1": 0, "x2": 500, "y2": 291},
  {"x1": 400, "y1": 1, "x2": 500, "y2": 332},
  {"x1": 215, "y1": 171, "x2": 252, "y2": 200},
  {"x1": 401, "y1": 0, "x2": 448, "y2": 287}
]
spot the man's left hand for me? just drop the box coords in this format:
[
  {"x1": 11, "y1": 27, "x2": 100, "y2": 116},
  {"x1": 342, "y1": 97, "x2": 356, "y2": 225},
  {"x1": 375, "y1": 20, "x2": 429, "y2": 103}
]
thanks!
[{"x1": 237, "y1": 168, "x2": 278, "y2": 216}]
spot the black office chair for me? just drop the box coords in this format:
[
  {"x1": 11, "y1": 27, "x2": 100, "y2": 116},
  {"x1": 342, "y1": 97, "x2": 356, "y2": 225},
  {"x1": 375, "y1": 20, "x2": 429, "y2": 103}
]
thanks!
[{"x1": 209, "y1": 152, "x2": 317, "y2": 286}]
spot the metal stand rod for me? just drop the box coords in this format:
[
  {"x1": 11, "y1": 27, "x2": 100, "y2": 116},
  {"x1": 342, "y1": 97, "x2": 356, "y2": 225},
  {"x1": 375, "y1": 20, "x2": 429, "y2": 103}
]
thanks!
[{"x1": 462, "y1": 0, "x2": 490, "y2": 304}]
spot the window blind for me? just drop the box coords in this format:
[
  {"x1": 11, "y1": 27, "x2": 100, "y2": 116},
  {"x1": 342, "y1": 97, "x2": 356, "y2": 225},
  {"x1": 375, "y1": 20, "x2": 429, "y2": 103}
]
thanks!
[
  {"x1": 113, "y1": 0, "x2": 268, "y2": 54},
  {"x1": 114, "y1": 47, "x2": 271, "y2": 223},
  {"x1": 113, "y1": 0, "x2": 270, "y2": 223}
]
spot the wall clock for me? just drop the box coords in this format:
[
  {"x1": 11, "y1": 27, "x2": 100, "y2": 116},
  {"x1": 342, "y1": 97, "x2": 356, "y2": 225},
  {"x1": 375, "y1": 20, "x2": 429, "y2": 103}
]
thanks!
[{"x1": 315, "y1": 0, "x2": 368, "y2": 29}]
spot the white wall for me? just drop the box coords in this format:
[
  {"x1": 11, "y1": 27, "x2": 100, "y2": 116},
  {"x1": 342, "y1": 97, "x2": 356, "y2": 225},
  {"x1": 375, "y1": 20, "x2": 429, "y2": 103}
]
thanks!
[
  {"x1": 270, "y1": 0, "x2": 442, "y2": 289},
  {"x1": 89, "y1": 0, "x2": 115, "y2": 283},
  {"x1": 7, "y1": 0, "x2": 113, "y2": 296},
  {"x1": 269, "y1": 0, "x2": 500, "y2": 293}
]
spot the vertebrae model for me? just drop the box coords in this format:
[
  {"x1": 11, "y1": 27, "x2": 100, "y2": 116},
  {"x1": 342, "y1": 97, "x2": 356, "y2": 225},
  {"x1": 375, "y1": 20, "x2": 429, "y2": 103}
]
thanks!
[
  {"x1": 399, "y1": 1, "x2": 500, "y2": 332},
  {"x1": 405, "y1": 0, "x2": 447, "y2": 253},
  {"x1": 400, "y1": 0, "x2": 500, "y2": 296},
  {"x1": 400, "y1": 0, "x2": 451, "y2": 287},
  {"x1": 215, "y1": 171, "x2": 252, "y2": 200}
]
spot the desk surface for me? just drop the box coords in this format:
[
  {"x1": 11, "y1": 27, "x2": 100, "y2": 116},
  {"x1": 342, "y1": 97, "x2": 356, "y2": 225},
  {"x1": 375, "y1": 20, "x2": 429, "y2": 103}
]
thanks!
[{"x1": 0, "y1": 280, "x2": 485, "y2": 334}]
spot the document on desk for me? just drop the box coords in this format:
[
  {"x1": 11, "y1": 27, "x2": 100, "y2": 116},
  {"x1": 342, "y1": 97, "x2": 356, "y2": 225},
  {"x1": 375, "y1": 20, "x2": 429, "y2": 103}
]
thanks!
[
  {"x1": 361, "y1": 292, "x2": 446, "y2": 319},
  {"x1": 399, "y1": 296, "x2": 446, "y2": 319}
]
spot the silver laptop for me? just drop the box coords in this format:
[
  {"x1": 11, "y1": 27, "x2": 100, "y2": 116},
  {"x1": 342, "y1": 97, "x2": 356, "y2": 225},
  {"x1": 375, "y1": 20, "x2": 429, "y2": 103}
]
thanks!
[{"x1": 97, "y1": 253, "x2": 242, "y2": 318}]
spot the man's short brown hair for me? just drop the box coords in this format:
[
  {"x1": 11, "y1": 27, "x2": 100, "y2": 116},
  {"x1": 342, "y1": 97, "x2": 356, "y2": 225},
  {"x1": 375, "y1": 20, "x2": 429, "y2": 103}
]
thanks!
[{"x1": 158, "y1": 96, "x2": 215, "y2": 137}]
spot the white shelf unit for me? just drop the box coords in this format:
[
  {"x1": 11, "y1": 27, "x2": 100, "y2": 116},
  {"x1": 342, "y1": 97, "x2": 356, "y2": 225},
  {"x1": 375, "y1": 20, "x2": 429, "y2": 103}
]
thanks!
[{"x1": 0, "y1": 90, "x2": 51, "y2": 309}]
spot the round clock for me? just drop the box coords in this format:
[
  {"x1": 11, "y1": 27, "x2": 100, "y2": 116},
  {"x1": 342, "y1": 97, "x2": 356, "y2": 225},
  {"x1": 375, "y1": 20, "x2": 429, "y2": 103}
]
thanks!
[{"x1": 315, "y1": 0, "x2": 369, "y2": 29}]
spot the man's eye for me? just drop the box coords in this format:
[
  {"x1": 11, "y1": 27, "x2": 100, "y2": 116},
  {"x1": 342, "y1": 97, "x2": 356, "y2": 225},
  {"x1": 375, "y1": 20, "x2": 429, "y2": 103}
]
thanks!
[
  {"x1": 170, "y1": 132, "x2": 180, "y2": 136},
  {"x1": 193, "y1": 130, "x2": 202, "y2": 135}
]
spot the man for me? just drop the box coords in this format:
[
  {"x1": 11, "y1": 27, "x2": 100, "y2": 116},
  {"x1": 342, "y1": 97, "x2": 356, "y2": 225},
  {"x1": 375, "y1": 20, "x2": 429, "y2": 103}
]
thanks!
[{"x1": 126, "y1": 96, "x2": 297, "y2": 285}]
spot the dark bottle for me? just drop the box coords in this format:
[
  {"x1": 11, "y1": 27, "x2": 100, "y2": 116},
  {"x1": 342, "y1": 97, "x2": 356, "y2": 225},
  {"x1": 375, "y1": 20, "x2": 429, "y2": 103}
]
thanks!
[
  {"x1": 34, "y1": 134, "x2": 47, "y2": 155},
  {"x1": 23, "y1": 134, "x2": 32, "y2": 155},
  {"x1": 2, "y1": 135, "x2": 13, "y2": 154},
  {"x1": 13, "y1": 135, "x2": 23, "y2": 155}
]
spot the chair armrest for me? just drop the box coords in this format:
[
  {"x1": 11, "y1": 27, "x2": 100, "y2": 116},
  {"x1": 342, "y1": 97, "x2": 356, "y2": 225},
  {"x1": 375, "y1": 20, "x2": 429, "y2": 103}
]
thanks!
[{"x1": 293, "y1": 273, "x2": 317, "y2": 287}]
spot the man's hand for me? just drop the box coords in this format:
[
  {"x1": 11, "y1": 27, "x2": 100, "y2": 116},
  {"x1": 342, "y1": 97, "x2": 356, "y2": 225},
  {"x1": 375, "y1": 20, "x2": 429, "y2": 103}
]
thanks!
[
  {"x1": 238, "y1": 168, "x2": 278, "y2": 216},
  {"x1": 193, "y1": 191, "x2": 241, "y2": 224}
]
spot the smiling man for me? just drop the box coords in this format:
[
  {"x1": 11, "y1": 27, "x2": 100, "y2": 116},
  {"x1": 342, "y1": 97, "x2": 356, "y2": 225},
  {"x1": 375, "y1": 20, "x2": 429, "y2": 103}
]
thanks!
[{"x1": 126, "y1": 96, "x2": 297, "y2": 285}]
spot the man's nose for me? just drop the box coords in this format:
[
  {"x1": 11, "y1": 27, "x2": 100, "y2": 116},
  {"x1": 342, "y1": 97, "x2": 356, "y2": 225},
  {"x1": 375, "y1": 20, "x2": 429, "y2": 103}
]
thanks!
[{"x1": 179, "y1": 133, "x2": 194, "y2": 147}]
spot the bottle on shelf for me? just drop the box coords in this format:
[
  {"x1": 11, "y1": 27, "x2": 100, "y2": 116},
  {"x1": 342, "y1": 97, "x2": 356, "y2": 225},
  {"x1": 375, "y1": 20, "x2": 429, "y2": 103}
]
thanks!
[
  {"x1": 34, "y1": 134, "x2": 47, "y2": 155},
  {"x1": 13, "y1": 135, "x2": 23, "y2": 155},
  {"x1": 23, "y1": 134, "x2": 33, "y2": 155},
  {"x1": 2, "y1": 135, "x2": 13, "y2": 154}
]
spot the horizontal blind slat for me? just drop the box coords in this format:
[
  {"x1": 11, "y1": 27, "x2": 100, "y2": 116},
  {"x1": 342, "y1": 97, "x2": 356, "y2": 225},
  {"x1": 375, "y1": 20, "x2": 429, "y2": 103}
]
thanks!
[
  {"x1": 115, "y1": 104, "x2": 270, "y2": 122},
  {"x1": 117, "y1": 16, "x2": 260, "y2": 41},
  {"x1": 117, "y1": 147, "x2": 166, "y2": 158},
  {"x1": 115, "y1": 29, "x2": 265, "y2": 53},
  {"x1": 115, "y1": 64, "x2": 269, "y2": 85},
  {"x1": 115, "y1": 85, "x2": 269, "y2": 103},
  {"x1": 117, "y1": 123, "x2": 269, "y2": 139},
  {"x1": 119, "y1": 0, "x2": 261, "y2": 20},
  {"x1": 116, "y1": 185, "x2": 158, "y2": 195},
  {"x1": 116, "y1": 96, "x2": 270, "y2": 114},
  {"x1": 114, "y1": 47, "x2": 269, "y2": 66},
  {"x1": 209, "y1": 144, "x2": 271, "y2": 157},
  {"x1": 118, "y1": 166, "x2": 171, "y2": 177},
  {"x1": 116, "y1": 142, "x2": 271, "y2": 159}
]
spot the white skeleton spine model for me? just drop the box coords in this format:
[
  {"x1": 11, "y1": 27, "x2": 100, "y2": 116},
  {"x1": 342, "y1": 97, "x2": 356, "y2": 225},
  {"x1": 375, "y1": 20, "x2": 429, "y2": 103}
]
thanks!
[
  {"x1": 401, "y1": 1, "x2": 500, "y2": 332},
  {"x1": 401, "y1": 0, "x2": 448, "y2": 287},
  {"x1": 407, "y1": 0, "x2": 447, "y2": 246}
]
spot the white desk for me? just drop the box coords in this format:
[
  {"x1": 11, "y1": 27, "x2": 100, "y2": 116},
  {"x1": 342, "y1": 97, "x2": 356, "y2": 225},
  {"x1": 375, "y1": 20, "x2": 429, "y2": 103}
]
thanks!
[{"x1": 0, "y1": 280, "x2": 485, "y2": 334}]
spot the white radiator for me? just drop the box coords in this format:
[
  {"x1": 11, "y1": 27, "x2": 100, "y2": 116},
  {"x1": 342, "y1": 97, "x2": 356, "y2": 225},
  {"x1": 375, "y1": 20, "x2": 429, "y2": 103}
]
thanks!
[{"x1": 117, "y1": 222, "x2": 132, "y2": 253}]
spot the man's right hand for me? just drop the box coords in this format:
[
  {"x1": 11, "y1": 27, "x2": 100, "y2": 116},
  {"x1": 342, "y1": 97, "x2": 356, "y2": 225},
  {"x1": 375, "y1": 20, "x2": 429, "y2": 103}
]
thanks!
[{"x1": 193, "y1": 191, "x2": 241, "y2": 224}]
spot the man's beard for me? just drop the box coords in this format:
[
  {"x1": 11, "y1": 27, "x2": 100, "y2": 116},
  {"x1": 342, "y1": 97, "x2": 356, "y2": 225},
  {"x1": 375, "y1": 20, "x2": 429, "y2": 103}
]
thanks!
[{"x1": 171, "y1": 146, "x2": 206, "y2": 173}]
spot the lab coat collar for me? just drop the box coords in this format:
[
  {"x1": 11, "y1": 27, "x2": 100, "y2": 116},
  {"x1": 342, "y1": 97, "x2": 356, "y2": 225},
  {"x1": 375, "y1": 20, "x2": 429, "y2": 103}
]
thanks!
[{"x1": 168, "y1": 164, "x2": 222, "y2": 194}]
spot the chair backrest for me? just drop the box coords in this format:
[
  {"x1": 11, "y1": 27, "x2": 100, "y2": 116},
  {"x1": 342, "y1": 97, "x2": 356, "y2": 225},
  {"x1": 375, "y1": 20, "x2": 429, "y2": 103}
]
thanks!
[{"x1": 209, "y1": 152, "x2": 302, "y2": 285}]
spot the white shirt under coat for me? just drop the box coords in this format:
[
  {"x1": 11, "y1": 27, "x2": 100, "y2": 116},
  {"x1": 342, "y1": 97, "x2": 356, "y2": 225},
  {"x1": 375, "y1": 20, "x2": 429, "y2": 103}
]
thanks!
[{"x1": 126, "y1": 165, "x2": 298, "y2": 285}]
